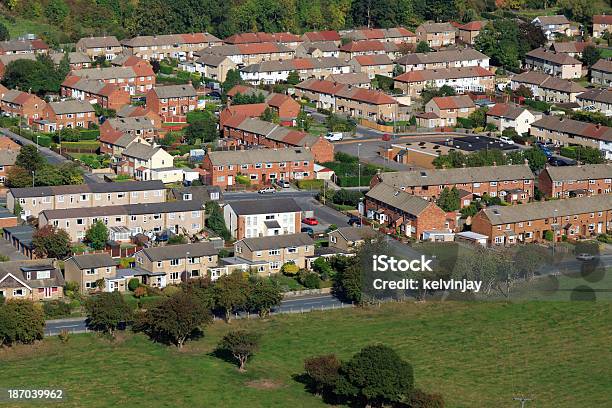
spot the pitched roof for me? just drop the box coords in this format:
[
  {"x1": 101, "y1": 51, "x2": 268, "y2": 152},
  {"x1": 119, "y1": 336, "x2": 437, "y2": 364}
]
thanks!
[
  {"x1": 228, "y1": 198, "x2": 302, "y2": 215},
  {"x1": 198, "y1": 43, "x2": 293, "y2": 57},
  {"x1": 544, "y1": 163, "x2": 612, "y2": 181},
  {"x1": 345, "y1": 27, "x2": 415, "y2": 41},
  {"x1": 68, "y1": 253, "x2": 118, "y2": 269},
  {"x1": 366, "y1": 183, "x2": 435, "y2": 216},
  {"x1": 353, "y1": 54, "x2": 393, "y2": 66},
  {"x1": 534, "y1": 15, "x2": 570, "y2": 26},
  {"x1": 295, "y1": 78, "x2": 346, "y2": 95},
  {"x1": 239, "y1": 233, "x2": 314, "y2": 251},
  {"x1": 0, "y1": 89, "x2": 38, "y2": 105},
  {"x1": 0, "y1": 39, "x2": 48, "y2": 52},
  {"x1": 0, "y1": 53, "x2": 36, "y2": 66},
  {"x1": 339, "y1": 40, "x2": 394, "y2": 53},
  {"x1": 396, "y1": 48, "x2": 488, "y2": 66},
  {"x1": 152, "y1": 84, "x2": 196, "y2": 99},
  {"x1": 327, "y1": 72, "x2": 371, "y2": 85},
  {"x1": 511, "y1": 71, "x2": 586, "y2": 93},
  {"x1": 301, "y1": 41, "x2": 339, "y2": 53},
  {"x1": 224, "y1": 32, "x2": 301, "y2": 44},
  {"x1": 50, "y1": 52, "x2": 91, "y2": 65},
  {"x1": 459, "y1": 21, "x2": 486, "y2": 31},
  {"x1": 486, "y1": 103, "x2": 531, "y2": 120},
  {"x1": 123, "y1": 143, "x2": 167, "y2": 160},
  {"x1": 531, "y1": 116, "x2": 612, "y2": 142},
  {"x1": 525, "y1": 48, "x2": 581, "y2": 65},
  {"x1": 417, "y1": 22, "x2": 456, "y2": 33},
  {"x1": 48, "y1": 100, "x2": 95, "y2": 115},
  {"x1": 480, "y1": 195, "x2": 611, "y2": 225},
  {"x1": 76, "y1": 36, "x2": 120, "y2": 48},
  {"x1": 591, "y1": 59, "x2": 612, "y2": 73},
  {"x1": 9, "y1": 180, "x2": 165, "y2": 198},
  {"x1": 332, "y1": 226, "x2": 379, "y2": 242},
  {"x1": 240, "y1": 57, "x2": 350, "y2": 73},
  {"x1": 593, "y1": 15, "x2": 612, "y2": 24},
  {"x1": 41, "y1": 201, "x2": 202, "y2": 220},
  {"x1": 431, "y1": 95, "x2": 475, "y2": 110},
  {"x1": 226, "y1": 84, "x2": 269, "y2": 98},
  {"x1": 141, "y1": 242, "x2": 217, "y2": 261},
  {"x1": 121, "y1": 33, "x2": 220, "y2": 47},
  {"x1": 206, "y1": 147, "x2": 313, "y2": 166},
  {"x1": 302, "y1": 31, "x2": 341, "y2": 42},
  {"x1": 296, "y1": 79, "x2": 395, "y2": 105},
  {"x1": 394, "y1": 66, "x2": 494, "y2": 82},
  {"x1": 0, "y1": 260, "x2": 63, "y2": 289},
  {"x1": 0, "y1": 149, "x2": 19, "y2": 166},
  {"x1": 106, "y1": 117, "x2": 156, "y2": 131},
  {"x1": 378, "y1": 164, "x2": 534, "y2": 187},
  {"x1": 71, "y1": 66, "x2": 153, "y2": 80},
  {"x1": 576, "y1": 88, "x2": 612, "y2": 105},
  {"x1": 196, "y1": 53, "x2": 233, "y2": 67},
  {"x1": 550, "y1": 41, "x2": 591, "y2": 54}
]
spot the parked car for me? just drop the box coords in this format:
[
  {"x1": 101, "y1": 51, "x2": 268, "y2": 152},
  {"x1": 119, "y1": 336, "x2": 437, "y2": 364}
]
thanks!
[
  {"x1": 348, "y1": 216, "x2": 362, "y2": 226},
  {"x1": 576, "y1": 253, "x2": 596, "y2": 261},
  {"x1": 258, "y1": 186, "x2": 276, "y2": 194},
  {"x1": 276, "y1": 179, "x2": 290, "y2": 188},
  {"x1": 548, "y1": 157, "x2": 571, "y2": 166},
  {"x1": 301, "y1": 226, "x2": 314, "y2": 236},
  {"x1": 536, "y1": 143, "x2": 554, "y2": 158},
  {"x1": 325, "y1": 132, "x2": 343, "y2": 142},
  {"x1": 302, "y1": 217, "x2": 319, "y2": 225},
  {"x1": 499, "y1": 136, "x2": 515, "y2": 145}
]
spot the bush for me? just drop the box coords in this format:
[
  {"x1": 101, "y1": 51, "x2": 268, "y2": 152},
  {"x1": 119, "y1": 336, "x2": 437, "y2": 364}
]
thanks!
[
  {"x1": 543, "y1": 230, "x2": 554, "y2": 241},
  {"x1": 43, "y1": 300, "x2": 73, "y2": 319},
  {"x1": 159, "y1": 64, "x2": 174, "y2": 75},
  {"x1": 332, "y1": 189, "x2": 363, "y2": 207},
  {"x1": 281, "y1": 262, "x2": 299, "y2": 276},
  {"x1": 236, "y1": 175, "x2": 251, "y2": 185},
  {"x1": 162, "y1": 286, "x2": 181, "y2": 297},
  {"x1": 300, "y1": 271, "x2": 322, "y2": 289},
  {"x1": 128, "y1": 278, "x2": 140, "y2": 292},
  {"x1": 133, "y1": 286, "x2": 147, "y2": 298}
]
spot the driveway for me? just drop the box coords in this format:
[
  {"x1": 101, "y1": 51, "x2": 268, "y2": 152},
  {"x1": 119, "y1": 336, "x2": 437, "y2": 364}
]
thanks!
[{"x1": 0, "y1": 238, "x2": 28, "y2": 260}]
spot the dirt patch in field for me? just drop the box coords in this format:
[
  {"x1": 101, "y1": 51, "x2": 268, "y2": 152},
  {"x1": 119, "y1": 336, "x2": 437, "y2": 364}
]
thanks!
[{"x1": 246, "y1": 379, "x2": 284, "y2": 390}]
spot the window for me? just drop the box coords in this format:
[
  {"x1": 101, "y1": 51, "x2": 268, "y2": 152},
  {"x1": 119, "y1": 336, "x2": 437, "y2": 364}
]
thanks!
[
  {"x1": 270, "y1": 261, "x2": 281, "y2": 270},
  {"x1": 256, "y1": 251, "x2": 263, "y2": 257},
  {"x1": 13, "y1": 289, "x2": 24, "y2": 297},
  {"x1": 85, "y1": 282, "x2": 96, "y2": 289},
  {"x1": 85, "y1": 268, "x2": 96, "y2": 275},
  {"x1": 170, "y1": 272, "x2": 179, "y2": 280},
  {"x1": 77, "y1": 218, "x2": 84, "y2": 225},
  {"x1": 269, "y1": 249, "x2": 280, "y2": 256},
  {"x1": 170, "y1": 259, "x2": 180, "y2": 266},
  {"x1": 132, "y1": 191, "x2": 138, "y2": 198},
  {"x1": 37, "y1": 270, "x2": 50, "y2": 279},
  {"x1": 191, "y1": 211, "x2": 200, "y2": 218},
  {"x1": 287, "y1": 247, "x2": 297, "y2": 254}
]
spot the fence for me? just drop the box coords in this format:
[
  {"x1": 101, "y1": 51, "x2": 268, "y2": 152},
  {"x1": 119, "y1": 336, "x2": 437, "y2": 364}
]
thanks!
[{"x1": 283, "y1": 287, "x2": 331, "y2": 298}]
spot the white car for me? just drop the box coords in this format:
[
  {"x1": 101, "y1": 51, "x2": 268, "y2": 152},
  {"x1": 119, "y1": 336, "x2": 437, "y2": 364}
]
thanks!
[
  {"x1": 499, "y1": 136, "x2": 515, "y2": 145},
  {"x1": 325, "y1": 132, "x2": 343, "y2": 142},
  {"x1": 576, "y1": 253, "x2": 596, "y2": 261},
  {"x1": 258, "y1": 187, "x2": 276, "y2": 194}
]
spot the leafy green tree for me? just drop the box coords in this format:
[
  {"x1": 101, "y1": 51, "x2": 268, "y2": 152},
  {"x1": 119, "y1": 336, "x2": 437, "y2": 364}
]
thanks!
[
  {"x1": 128, "y1": 278, "x2": 140, "y2": 292},
  {"x1": 58, "y1": 162, "x2": 85, "y2": 185},
  {"x1": 85, "y1": 220, "x2": 109, "y2": 250},
  {"x1": 167, "y1": 234, "x2": 188, "y2": 245},
  {"x1": 231, "y1": 92, "x2": 266, "y2": 105},
  {"x1": 521, "y1": 148, "x2": 547, "y2": 171},
  {"x1": 261, "y1": 106, "x2": 278, "y2": 123},
  {"x1": 416, "y1": 41, "x2": 431, "y2": 53},
  {"x1": 184, "y1": 112, "x2": 218, "y2": 144},
  {"x1": 137, "y1": 291, "x2": 212, "y2": 348},
  {"x1": 312, "y1": 257, "x2": 334, "y2": 279},
  {"x1": 246, "y1": 280, "x2": 282, "y2": 317},
  {"x1": 32, "y1": 225, "x2": 71, "y2": 259},
  {"x1": 223, "y1": 69, "x2": 243, "y2": 92},
  {"x1": 6, "y1": 166, "x2": 33, "y2": 188},
  {"x1": 581, "y1": 45, "x2": 602, "y2": 69},
  {"x1": 0, "y1": 22, "x2": 9, "y2": 41},
  {"x1": 205, "y1": 201, "x2": 230, "y2": 240},
  {"x1": 560, "y1": 145, "x2": 604, "y2": 164},
  {"x1": 467, "y1": 107, "x2": 487, "y2": 129},
  {"x1": 213, "y1": 272, "x2": 249, "y2": 322},
  {"x1": 332, "y1": 257, "x2": 361, "y2": 303},
  {"x1": 335, "y1": 344, "x2": 414, "y2": 406},
  {"x1": 0, "y1": 300, "x2": 45, "y2": 346},
  {"x1": 15, "y1": 145, "x2": 45, "y2": 172},
  {"x1": 558, "y1": 0, "x2": 594, "y2": 25},
  {"x1": 218, "y1": 330, "x2": 260, "y2": 371},
  {"x1": 286, "y1": 70, "x2": 300, "y2": 85},
  {"x1": 304, "y1": 354, "x2": 342, "y2": 395},
  {"x1": 85, "y1": 292, "x2": 132, "y2": 338},
  {"x1": 436, "y1": 187, "x2": 460, "y2": 212},
  {"x1": 45, "y1": 0, "x2": 70, "y2": 24}
]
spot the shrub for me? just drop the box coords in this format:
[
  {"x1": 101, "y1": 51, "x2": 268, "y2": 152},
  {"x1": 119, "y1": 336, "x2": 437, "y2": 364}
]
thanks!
[
  {"x1": 43, "y1": 300, "x2": 73, "y2": 319},
  {"x1": 133, "y1": 286, "x2": 147, "y2": 298},
  {"x1": 543, "y1": 230, "x2": 554, "y2": 241},
  {"x1": 236, "y1": 175, "x2": 251, "y2": 185},
  {"x1": 281, "y1": 262, "x2": 299, "y2": 276},
  {"x1": 58, "y1": 329, "x2": 70, "y2": 344},
  {"x1": 300, "y1": 272, "x2": 322, "y2": 289},
  {"x1": 128, "y1": 278, "x2": 140, "y2": 292},
  {"x1": 162, "y1": 286, "x2": 181, "y2": 297}
]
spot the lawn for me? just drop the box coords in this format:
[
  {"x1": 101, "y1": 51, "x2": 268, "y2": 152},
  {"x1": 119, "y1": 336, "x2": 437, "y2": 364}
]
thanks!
[{"x1": 0, "y1": 301, "x2": 610, "y2": 408}]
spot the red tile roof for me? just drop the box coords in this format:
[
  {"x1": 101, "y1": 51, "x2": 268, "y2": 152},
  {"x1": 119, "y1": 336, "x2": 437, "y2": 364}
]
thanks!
[
  {"x1": 236, "y1": 42, "x2": 288, "y2": 55},
  {"x1": 266, "y1": 93, "x2": 292, "y2": 108},
  {"x1": 227, "y1": 103, "x2": 268, "y2": 117},
  {"x1": 431, "y1": 95, "x2": 475, "y2": 110},
  {"x1": 13, "y1": 92, "x2": 33, "y2": 106},
  {"x1": 353, "y1": 55, "x2": 392, "y2": 66},
  {"x1": 593, "y1": 15, "x2": 612, "y2": 24},
  {"x1": 337, "y1": 87, "x2": 397, "y2": 105},
  {"x1": 291, "y1": 58, "x2": 315, "y2": 70},
  {"x1": 61, "y1": 75, "x2": 81, "y2": 88},
  {"x1": 459, "y1": 21, "x2": 486, "y2": 31},
  {"x1": 98, "y1": 83, "x2": 123, "y2": 97},
  {"x1": 282, "y1": 130, "x2": 308, "y2": 145},
  {"x1": 340, "y1": 40, "x2": 386, "y2": 52},
  {"x1": 296, "y1": 78, "x2": 345, "y2": 95},
  {"x1": 227, "y1": 85, "x2": 253, "y2": 97},
  {"x1": 303, "y1": 31, "x2": 341, "y2": 42},
  {"x1": 130, "y1": 62, "x2": 155, "y2": 77}
]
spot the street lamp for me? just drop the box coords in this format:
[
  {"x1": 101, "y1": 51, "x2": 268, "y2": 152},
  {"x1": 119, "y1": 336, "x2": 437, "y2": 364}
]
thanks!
[
  {"x1": 185, "y1": 250, "x2": 190, "y2": 282},
  {"x1": 35, "y1": 134, "x2": 40, "y2": 149},
  {"x1": 357, "y1": 142, "x2": 362, "y2": 188},
  {"x1": 31, "y1": 170, "x2": 34, "y2": 188}
]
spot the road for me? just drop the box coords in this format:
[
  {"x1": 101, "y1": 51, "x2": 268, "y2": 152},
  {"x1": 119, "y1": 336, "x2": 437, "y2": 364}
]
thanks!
[
  {"x1": 44, "y1": 293, "x2": 349, "y2": 336},
  {"x1": 0, "y1": 127, "x2": 104, "y2": 184}
]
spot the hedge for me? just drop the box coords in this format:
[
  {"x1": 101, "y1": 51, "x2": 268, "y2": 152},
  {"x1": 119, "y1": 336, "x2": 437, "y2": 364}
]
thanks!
[
  {"x1": 159, "y1": 65, "x2": 174, "y2": 75},
  {"x1": 79, "y1": 129, "x2": 99, "y2": 140},
  {"x1": 37, "y1": 135, "x2": 52, "y2": 147},
  {"x1": 236, "y1": 175, "x2": 251, "y2": 185},
  {"x1": 296, "y1": 179, "x2": 324, "y2": 189}
]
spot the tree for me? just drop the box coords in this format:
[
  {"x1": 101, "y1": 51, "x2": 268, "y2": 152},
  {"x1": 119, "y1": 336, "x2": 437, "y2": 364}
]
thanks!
[
  {"x1": 312, "y1": 257, "x2": 334, "y2": 279},
  {"x1": 0, "y1": 22, "x2": 9, "y2": 41},
  {"x1": 416, "y1": 41, "x2": 431, "y2": 53},
  {"x1": 218, "y1": 330, "x2": 260, "y2": 371},
  {"x1": 5, "y1": 166, "x2": 33, "y2": 188},
  {"x1": 467, "y1": 107, "x2": 487, "y2": 129},
  {"x1": 558, "y1": 0, "x2": 594, "y2": 25},
  {"x1": 45, "y1": 0, "x2": 70, "y2": 24},
  {"x1": 0, "y1": 300, "x2": 45, "y2": 346},
  {"x1": 58, "y1": 162, "x2": 84, "y2": 185},
  {"x1": 205, "y1": 201, "x2": 231, "y2": 240},
  {"x1": 15, "y1": 145, "x2": 45, "y2": 173},
  {"x1": 335, "y1": 344, "x2": 414, "y2": 407},
  {"x1": 304, "y1": 354, "x2": 341, "y2": 395},
  {"x1": 32, "y1": 225, "x2": 71, "y2": 259},
  {"x1": 286, "y1": 70, "x2": 300, "y2": 85},
  {"x1": 184, "y1": 113, "x2": 218, "y2": 144},
  {"x1": 128, "y1": 278, "x2": 140, "y2": 292},
  {"x1": 85, "y1": 220, "x2": 109, "y2": 250},
  {"x1": 85, "y1": 292, "x2": 132, "y2": 338},
  {"x1": 261, "y1": 106, "x2": 279, "y2": 123},
  {"x1": 521, "y1": 148, "x2": 547, "y2": 171},
  {"x1": 167, "y1": 234, "x2": 188, "y2": 245},
  {"x1": 223, "y1": 69, "x2": 243, "y2": 92},
  {"x1": 138, "y1": 291, "x2": 211, "y2": 348},
  {"x1": 514, "y1": 85, "x2": 533, "y2": 99},
  {"x1": 213, "y1": 272, "x2": 249, "y2": 322},
  {"x1": 332, "y1": 257, "x2": 361, "y2": 303},
  {"x1": 436, "y1": 187, "x2": 460, "y2": 212},
  {"x1": 246, "y1": 280, "x2": 282, "y2": 317},
  {"x1": 1, "y1": 54, "x2": 63, "y2": 94},
  {"x1": 581, "y1": 45, "x2": 602, "y2": 69},
  {"x1": 407, "y1": 389, "x2": 446, "y2": 408},
  {"x1": 560, "y1": 145, "x2": 604, "y2": 164}
]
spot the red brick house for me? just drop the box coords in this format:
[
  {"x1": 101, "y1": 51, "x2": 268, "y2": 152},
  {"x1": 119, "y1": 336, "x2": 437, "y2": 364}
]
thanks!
[
  {"x1": 538, "y1": 164, "x2": 612, "y2": 198},
  {"x1": 0, "y1": 89, "x2": 46, "y2": 124},
  {"x1": 37, "y1": 100, "x2": 97, "y2": 132},
  {"x1": 202, "y1": 148, "x2": 315, "y2": 188},
  {"x1": 145, "y1": 84, "x2": 197, "y2": 123},
  {"x1": 365, "y1": 182, "x2": 449, "y2": 239},
  {"x1": 116, "y1": 105, "x2": 163, "y2": 129},
  {"x1": 0, "y1": 39, "x2": 49, "y2": 55},
  {"x1": 265, "y1": 93, "x2": 301, "y2": 126},
  {"x1": 70, "y1": 64, "x2": 155, "y2": 95},
  {"x1": 99, "y1": 117, "x2": 157, "y2": 157},
  {"x1": 61, "y1": 75, "x2": 130, "y2": 111}
]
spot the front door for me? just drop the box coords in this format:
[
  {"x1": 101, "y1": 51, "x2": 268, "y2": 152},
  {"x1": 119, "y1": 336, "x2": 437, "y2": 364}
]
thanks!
[
  {"x1": 598, "y1": 222, "x2": 603, "y2": 233},
  {"x1": 227, "y1": 175, "x2": 233, "y2": 186}
]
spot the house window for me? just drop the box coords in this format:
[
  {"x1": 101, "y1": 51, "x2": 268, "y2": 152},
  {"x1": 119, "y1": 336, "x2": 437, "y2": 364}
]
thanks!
[
  {"x1": 256, "y1": 251, "x2": 262, "y2": 257},
  {"x1": 269, "y1": 249, "x2": 280, "y2": 255},
  {"x1": 85, "y1": 269, "x2": 96, "y2": 275},
  {"x1": 13, "y1": 289, "x2": 24, "y2": 297},
  {"x1": 287, "y1": 247, "x2": 297, "y2": 254},
  {"x1": 85, "y1": 282, "x2": 97, "y2": 289},
  {"x1": 170, "y1": 272, "x2": 179, "y2": 280},
  {"x1": 170, "y1": 259, "x2": 180, "y2": 266}
]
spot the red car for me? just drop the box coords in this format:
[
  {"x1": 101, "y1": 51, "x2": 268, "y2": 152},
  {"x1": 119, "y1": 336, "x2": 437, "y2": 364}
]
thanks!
[{"x1": 302, "y1": 217, "x2": 319, "y2": 225}]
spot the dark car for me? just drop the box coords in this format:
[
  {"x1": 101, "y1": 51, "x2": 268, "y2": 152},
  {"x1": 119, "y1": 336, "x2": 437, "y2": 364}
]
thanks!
[
  {"x1": 301, "y1": 226, "x2": 314, "y2": 236},
  {"x1": 348, "y1": 216, "x2": 362, "y2": 226}
]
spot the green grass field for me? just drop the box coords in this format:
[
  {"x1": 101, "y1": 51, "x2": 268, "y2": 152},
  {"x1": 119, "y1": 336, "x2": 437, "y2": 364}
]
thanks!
[{"x1": 0, "y1": 301, "x2": 609, "y2": 408}]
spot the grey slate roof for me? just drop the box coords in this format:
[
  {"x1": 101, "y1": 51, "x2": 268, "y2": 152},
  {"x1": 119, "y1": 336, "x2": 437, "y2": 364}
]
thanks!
[
  {"x1": 591, "y1": 59, "x2": 612, "y2": 74},
  {"x1": 228, "y1": 198, "x2": 302, "y2": 215},
  {"x1": 0, "y1": 149, "x2": 18, "y2": 166},
  {"x1": 534, "y1": 15, "x2": 570, "y2": 25},
  {"x1": 0, "y1": 54, "x2": 36, "y2": 66},
  {"x1": 68, "y1": 253, "x2": 118, "y2": 269},
  {"x1": 332, "y1": 226, "x2": 379, "y2": 242},
  {"x1": 122, "y1": 143, "x2": 165, "y2": 160},
  {"x1": 365, "y1": 183, "x2": 433, "y2": 216},
  {"x1": 577, "y1": 88, "x2": 612, "y2": 105},
  {"x1": 9, "y1": 180, "x2": 164, "y2": 198},
  {"x1": 40, "y1": 200, "x2": 202, "y2": 220},
  {"x1": 207, "y1": 148, "x2": 313, "y2": 166},
  {"x1": 0, "y1": 260, "x2": 64, "y2": 289},
  {"x1": 152, "y1": 84, "x2": 196, "y2": 99},
  {"x1": 50, "y1": 52, "x2": 91, "y2": 65},
  {"x1": 196, "y1": 54, "x2": 232, "y2": 67},
  {"x1": 72, "y1": 66, "x2": 139, "y2": 80},
  {"x1": 240, "y1": 232, "x2": 314, "y2": 251},
  {"x1": 107, "y1": 117, "x2": 155, "y2": 131},
  {"x1": 141, "y1": 242, "x2": 218, "y2": 261},
  {"x1": 417, "y1": 22, "x2": 456, "y2": 33},
  {"x1": 396, "y1": 49, "x2": 488, "y2": 65},
  {"x1": 378, "y1": 164, "x2": 534, "y2": 188},
  {"x1": 48, "y1": 100, "x2": 95, "y2": 115},
  {"x1": 481, "y1": 195, "x2": 612, "y2": 225},
  {"x1": 76, "y1": 36, "x2": 121, "y2": 49},
  {"x1": 544, "y1": 164, "x2": 612, "y2": 181}
]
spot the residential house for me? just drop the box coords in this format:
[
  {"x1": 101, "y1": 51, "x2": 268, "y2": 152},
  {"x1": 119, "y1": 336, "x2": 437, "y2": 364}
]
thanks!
[
  {"x1": 220, "y1": 116, "x2": 334, "y2": 162},
  {"x1": 0, "y1": 135, "x2": 19, "y2": 150},
  {"x1": 593, "y1": 15, "x2": 612, "y2": 38},
  {"x1": 457, "y1": 21, "x2": 486, "y2": 44},
  {"x1": 223, "y1": 32, "x2": 302, "y2": 48},
  {"x1": 64, "y1": 253, "x2": 119, "y2": 293},
  {"x1": 350, "y1": 54, "x2": 394, "y2": 79},
  {"x1": 135, "y1": 242, "x2": 218, "y2": 285},
  {"x1": 145, "y1": 84, "x2": 197, "y2": 123},
  {"x1": 0, "y1": 53, "x2": 36, "y2": 77},
  {"x1": 523, "y1": 48, "x2": 582, "y2": 79},
  {"x1": 0, "y1": 149, "x2": 19, "y2": 186},
  {"x1": 342, "y1": 27, "x2": 416, "y2": 44},
  {"x1": 195, "y1": 43, "x2": 295, "y2": 67},
  {"x1": 371, "y1": 164, "x2": 535, "y2": 204},
  {"x1": 590, "y1": 59, "x2": 612, "y2": 87},
  {"x1": 233, "y1": 233, "x2": 315, "y2": 273},
  {"x1": 36, "y1": 100, "x2": 97, "y2": 132},
  {"x1": 338, "y1": 40, "x2": 399, "y2": 60},
  {"x1": 39, "y1": 200, "x2": 205, "y2": 242},
  {"x1": 393, "y1": 66, "x2": 495, "y2": 98},
  {"x1": 530, "y1": 116, "x2": 612, "y2": 160},
  {"x1": 171, "y1": 185, "x2": 222, "y2": 202},
  {"x1": 531, "y1": 15, "x2": 572, "y2": 40},
  {"x1": 120, "y1": 33, "x2": 222, "y2": 60},
  {"x1": 485, "y1": 103, "x2": 542, "y2": 135},
  {"x1": 76, "y1": 36, "x2": 122, "y2": 60},
  {"x1": 0, "y1": 38, "x2": 49, "y2": 55},
  {"x1": 328, "y1": 227, "x2": 379, "y2": 253},
  {"x1": 265, "y1": 93, "x2": 301, "y2": 126},
  {"x1": 395, "y1": 48, "x2": 489, "y2": 72},
  {"x1": 0, "y1": 89, "x2": 45, "y2": 124},
  {"x1": 301, "y1": 31, "x2": 341, "y2": 44},
  {"x1": 415, "y1": 23, "x2": 456, "y2": 48},
  {"x1": 0, "y1": 260, "x2": 64, "y2": 301},
  {"x1": 116, "y1": 105, "x2": 163, "y2": 128},
  {"x1": 70, "y1": 64, "x2": 156, "y2": 95},
  {"x1": 327, "y1": 72, "x2": 371, "y2": 88},
  {"x1": 226, "y1": 84, "x2": 270, "y2": 104},
  {"x1": 576, "y1": 88, "x2": 612, "y2": 115},
  {"x1": 510, "y1": 71, "x2": 586, "y2": 103},
  {"x1": 365, "y1": 182, "x2": 449, "y2": 239},
  {"x1": 549, "y1": 41, "x2": 592, "y2": 59},
  {"x1": 423, "y1": 95, "x2": 476, "y2": 128},
  {"x1": 538, "y1": 164, "x2": 612, "y2": 198},
  {"x1": 7, "y1": 180, "x2": 166, "y2": 219},
  {"x1": 49, "y1": 52, "x2": 91, "y2": 70},
  {"x1": 223, "y1": 198, "x2": 302, "y2": 239},
  {"x1": 120, "y1": 143, "x2": 176, "y2": 182},
  {"x1": 239, "y1": 57, "x2": 352, "y2": 85},
  {"x1": 202, "y1": 148, "x2": 315, "y2": 188},
  {"x1": 60, "y1": 75, "x2": 130, "y2": 111},
  {"x1": 194, "y1": 54, "x2": 237, "y2": 82},
  {"x1": 295, "y1": 42, "x2": 340, "y2": 58},
  {"x1": 472, "y1": 195, "x2": 612, "y2": 245},
  {"x1": 99, "y1": 117, "x2": 157, "y2": 157}
]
